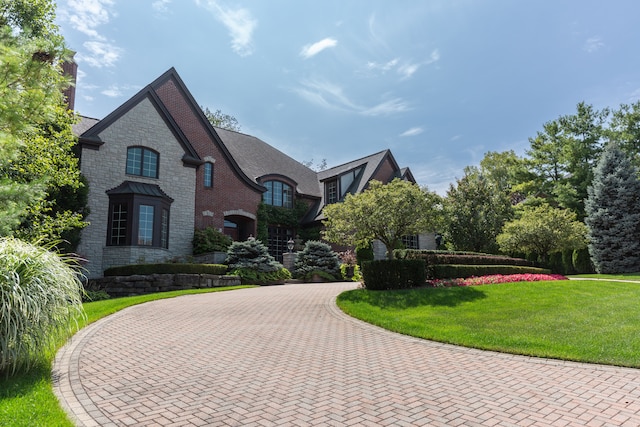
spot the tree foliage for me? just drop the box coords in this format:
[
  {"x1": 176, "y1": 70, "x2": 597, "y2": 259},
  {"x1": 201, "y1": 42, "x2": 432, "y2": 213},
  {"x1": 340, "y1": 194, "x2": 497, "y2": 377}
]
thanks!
[
  {"x1": 497, "y1": 204, "x2": 587, "y2": 263},
  {"x1": 443, "y1": 167, "x2": 513, "y2": 253},
  {"x1": 293, "y1": 240, "x2": 341, "y2": 280},
  {"x1": 0, "y1": 0, "x2": 86, "y2": 247},
  {"x1": 202, "y1": 106, "x2": 241, "y2": 132},
  {"x1": 585, "y1": 143, "x2": 640, "y2": 274},
  {"x1": 322, "y1": 179, "x2": 441, "y2": 259}
]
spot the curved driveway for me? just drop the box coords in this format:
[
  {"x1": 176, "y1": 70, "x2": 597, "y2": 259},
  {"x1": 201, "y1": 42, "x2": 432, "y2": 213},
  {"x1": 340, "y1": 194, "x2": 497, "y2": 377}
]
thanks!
[{"x1": 54, "y1": 282, "x2": 640, "y2": 426}]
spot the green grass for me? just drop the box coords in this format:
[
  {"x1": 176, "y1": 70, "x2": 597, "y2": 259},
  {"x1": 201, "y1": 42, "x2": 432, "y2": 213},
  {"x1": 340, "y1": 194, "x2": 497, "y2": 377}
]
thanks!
[
  {"x1": 337, "y1": 280, "x2": 640, "y2": 368},
  {"x1": 570, "y1": 272, "x2": 640, "y2": 281},
  {"x1": 0, "y1": 286, "x2": 254, "y2": 427}
]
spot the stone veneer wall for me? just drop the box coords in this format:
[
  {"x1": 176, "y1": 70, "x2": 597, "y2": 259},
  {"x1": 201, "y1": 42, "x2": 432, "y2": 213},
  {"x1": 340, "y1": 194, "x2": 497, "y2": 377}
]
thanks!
[
  {"x1": 78, "y1": 97, "x2": 196, "y2": 278},
  {"x1": 88, "y1": 274, "x2": 241, "y2": 298}
]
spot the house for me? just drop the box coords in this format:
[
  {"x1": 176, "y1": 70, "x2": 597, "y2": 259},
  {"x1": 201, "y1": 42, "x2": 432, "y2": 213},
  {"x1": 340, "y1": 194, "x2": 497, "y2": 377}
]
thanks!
[{"x1": 74, "y1": 68, "x2": 434, "y2": 278}]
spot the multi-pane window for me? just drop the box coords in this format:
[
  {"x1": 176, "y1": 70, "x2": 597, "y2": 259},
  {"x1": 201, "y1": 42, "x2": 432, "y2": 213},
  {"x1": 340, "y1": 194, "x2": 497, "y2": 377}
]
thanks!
[
  {"x1": 325, "y1": 166, "x2": 363, "y2": 204},
  {"x1": 402, "y1": 234, "x2": 419, "y2": 250},
  {"x1": 203, "y1": 162, "x2": 214, "y2": 188},
  {"x1": 126, "y1": 147, "x2": 159, "y2": 178},
  {"x1": 106, "y1": 182, "x2": 172, "y2": 248},
  {"x1": 161, "y1": 209, "x2": 169, "y2": 249},
  {"x1": 263, "y1": 180, "x2": 293, "y2": 208},
  {"x1": 138, "y1": 205, "x2": 155, "y2": 246},
  {"x1": 326, "y1": 179, "x2": 338, "y2": 204},
  {"x1": 110, "y1": 203, "x2": 128, "y2": 246}
]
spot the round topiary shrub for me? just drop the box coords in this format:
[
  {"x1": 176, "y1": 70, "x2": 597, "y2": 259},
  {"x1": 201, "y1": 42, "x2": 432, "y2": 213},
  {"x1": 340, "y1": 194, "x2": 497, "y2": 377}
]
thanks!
[
  {"x1": 0, "y1": 237, "x2": 85, "y2": 375},
  {"x1": 293, "y1": 240, "x2": 341, "y2": 281}
]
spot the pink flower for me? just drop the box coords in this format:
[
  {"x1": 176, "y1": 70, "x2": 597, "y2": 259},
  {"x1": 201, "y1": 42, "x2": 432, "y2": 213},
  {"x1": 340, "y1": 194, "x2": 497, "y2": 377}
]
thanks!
[{"x1": 427, "y1": 273, "x2": 567, "y2": 287}]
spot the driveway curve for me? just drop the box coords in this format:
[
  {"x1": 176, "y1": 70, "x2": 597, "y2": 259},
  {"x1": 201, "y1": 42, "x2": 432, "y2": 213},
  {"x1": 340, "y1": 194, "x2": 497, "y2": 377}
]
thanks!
[{"x1": 54, "y1": 282, "x2": 640, "y2": 426}]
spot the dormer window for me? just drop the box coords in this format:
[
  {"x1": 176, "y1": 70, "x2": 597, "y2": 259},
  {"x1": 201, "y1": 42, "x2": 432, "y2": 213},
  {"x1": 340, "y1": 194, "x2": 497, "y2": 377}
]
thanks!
[
  {"x1": 325, "y1": 166, "x2": 364, "y2": 204},
  {"x1": 263, "y1": 180, "x2": 293, "y2": 208},
  {"x1": 126, "y1": 147, "x2": 159, "y2": 178}
]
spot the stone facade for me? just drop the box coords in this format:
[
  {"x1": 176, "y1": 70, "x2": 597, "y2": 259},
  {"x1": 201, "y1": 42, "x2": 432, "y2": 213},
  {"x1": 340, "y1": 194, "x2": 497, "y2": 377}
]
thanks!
[{"x1": 78, "y1": 97, "x2": 196, "y2": 278}]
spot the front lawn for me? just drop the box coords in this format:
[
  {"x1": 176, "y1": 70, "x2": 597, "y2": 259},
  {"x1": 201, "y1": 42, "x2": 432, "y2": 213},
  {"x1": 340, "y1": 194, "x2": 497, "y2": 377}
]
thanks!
[
  {"x1": 337, "y1": 279, "x2": 640, "y2": 367},
  {"x1": 0, "y1": 286, "x2": 254, "y2": 427},
  {"x1": 570, "y1": 273, "x2": 640, "y2": 281}
]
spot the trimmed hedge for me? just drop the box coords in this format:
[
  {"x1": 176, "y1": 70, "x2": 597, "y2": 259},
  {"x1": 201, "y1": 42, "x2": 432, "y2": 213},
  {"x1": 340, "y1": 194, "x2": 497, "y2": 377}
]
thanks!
[
  {"x1": 104, "y1": 263, "x2": 228, "y2": 276},
  {"x1": 361, "y1": 259, "x2": 426, "y2": 290},
  {"x1": 394, "y1": 249, "x2": 533, "y2": 267},
  {"x1": 432, "y1": 264, "x2": 551, "y2": 279}
]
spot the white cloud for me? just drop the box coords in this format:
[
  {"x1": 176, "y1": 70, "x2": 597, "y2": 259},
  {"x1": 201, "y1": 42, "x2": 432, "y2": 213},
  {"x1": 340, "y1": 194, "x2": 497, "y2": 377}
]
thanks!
[
  {"x1": 63, "y1": 0, "x2": 115, "y2": 40},
  {"x1": 300, "y1": 38, "x2": 338, "y2": 59},
  {"x1": 101, "y1": 85, "x2": 123, "y2": 98},
  {"x1": 366, "y1": 50, "x2": 439, "y2": 80},
  {"x1": 400, "y1": 127, "x2": 424, "y2": 137},
  {"x1": 100, "y1": 84, "x2": 141, "y2": 98},
  {"x1": 152, "y1": 0, "x2": 172, "y2": 15},
  {"x1": 584, "y1": 37, "x2": 604, "y2": 53},
  {"x1": 77, "y1": 41, "x2": 122, "y2": 68},
  {"x1": 196, "y1": 0, "x2": 257, "y2": 56},
  {"x1": 361, "y1": 98, "x2": 411, "y2": 116},
  {"x1": 293, "y1": 78, "x2": 359, "y2": 112},
  {"x1": 293, "y1": 78, "x2": 410, "y2": 116},
  {"x1": 367, "y1": 58, "x2": 399, "y2": 72}
]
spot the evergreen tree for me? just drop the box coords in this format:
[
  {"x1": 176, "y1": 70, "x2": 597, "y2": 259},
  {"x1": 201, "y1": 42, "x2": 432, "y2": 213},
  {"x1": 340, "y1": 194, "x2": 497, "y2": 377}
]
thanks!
[
  {"x1": 585, "y1": 143, "x2": 640, "y2": 273},
  {"x1": 293, "y1": 240, "x2": 341, "y2": 280}
]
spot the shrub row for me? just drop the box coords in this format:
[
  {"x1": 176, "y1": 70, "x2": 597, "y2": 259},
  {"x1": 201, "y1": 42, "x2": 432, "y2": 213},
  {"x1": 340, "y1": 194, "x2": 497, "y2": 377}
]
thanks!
[
  {"x1": 547, "y1": 248, "x2": 594, "y2": 275},
  {"x1": 394, "y1": 249, "x2": 532, "y2": 267},
  {"x1": 104, "y1": 263, "x2": 228, "y2": 276},
  {"x1": 361, "y1": 259, "x2": 426, "y2": 290},
  {"x1": 433, "y1": 264, "x2": 551, "y2": 279}
]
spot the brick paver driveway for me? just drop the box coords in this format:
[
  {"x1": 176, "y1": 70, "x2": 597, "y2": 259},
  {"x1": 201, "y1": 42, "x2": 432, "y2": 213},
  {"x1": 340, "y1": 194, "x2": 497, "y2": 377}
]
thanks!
[{"x1": 54, "y1": 282, "x2": 640, "y2": 426}]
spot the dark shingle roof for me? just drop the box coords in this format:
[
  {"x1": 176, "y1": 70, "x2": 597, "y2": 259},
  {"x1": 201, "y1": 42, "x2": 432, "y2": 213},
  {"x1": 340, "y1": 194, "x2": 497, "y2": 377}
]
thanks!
[
  {"x1": 214, "y1": 127, "x2": 321, "y2": 198},
  {"x1": 72, "y1": 116, "x2": 100, "y2": 136},
  {"x1": 106, "y1": 181, "x2": 174, "y2": 201}
]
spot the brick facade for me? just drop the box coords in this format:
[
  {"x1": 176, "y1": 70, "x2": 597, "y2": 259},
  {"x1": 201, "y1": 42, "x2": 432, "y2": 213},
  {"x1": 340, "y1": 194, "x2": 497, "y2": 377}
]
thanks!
[{"x1": 154, "y1": 79, "x2": 262, "y2": 237}]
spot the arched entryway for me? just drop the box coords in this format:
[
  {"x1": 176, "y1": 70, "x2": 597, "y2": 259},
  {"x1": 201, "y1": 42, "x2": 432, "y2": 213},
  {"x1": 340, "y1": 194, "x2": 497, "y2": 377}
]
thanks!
[{"x1": 223, "y1": 210, "x2": 256, "y2": 242}]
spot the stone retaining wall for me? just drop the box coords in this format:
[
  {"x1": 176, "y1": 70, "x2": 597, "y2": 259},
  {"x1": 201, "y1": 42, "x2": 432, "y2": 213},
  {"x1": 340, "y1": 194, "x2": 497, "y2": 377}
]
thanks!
[{"x1": 88, "y1": 274, "x2": 241, "y2": 298}]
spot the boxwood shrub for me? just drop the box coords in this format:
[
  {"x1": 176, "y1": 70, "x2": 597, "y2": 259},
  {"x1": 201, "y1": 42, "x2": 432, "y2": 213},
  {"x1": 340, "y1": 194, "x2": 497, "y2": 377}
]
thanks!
[
  {"x1": 361, "y1": 259, "x2": 426, "y2": 290},
  {"x1": 104, "y1": 263, "x2": 228, "y2": 276}
]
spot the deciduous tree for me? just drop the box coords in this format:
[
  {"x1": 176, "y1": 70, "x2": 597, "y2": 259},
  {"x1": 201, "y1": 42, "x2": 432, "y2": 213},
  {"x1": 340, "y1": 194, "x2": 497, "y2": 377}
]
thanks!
[
  {"x1": 497, "y1": 204, "x2": 587, "y2": 263},
  {"x1": 322, "y1": 179, "x2": 441, "y2": 259}
]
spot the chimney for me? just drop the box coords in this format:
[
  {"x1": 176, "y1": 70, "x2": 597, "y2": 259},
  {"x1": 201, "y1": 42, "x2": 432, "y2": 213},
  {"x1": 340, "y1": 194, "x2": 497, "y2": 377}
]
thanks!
[{"x1": 61, "y1": 52, "x2": 78, "y2": 110}]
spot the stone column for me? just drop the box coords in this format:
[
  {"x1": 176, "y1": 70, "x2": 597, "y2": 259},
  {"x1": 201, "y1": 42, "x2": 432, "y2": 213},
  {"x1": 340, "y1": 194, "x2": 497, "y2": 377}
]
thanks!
[{"x1": 282, "y1": 252, "x2": 296, "y2": 271}]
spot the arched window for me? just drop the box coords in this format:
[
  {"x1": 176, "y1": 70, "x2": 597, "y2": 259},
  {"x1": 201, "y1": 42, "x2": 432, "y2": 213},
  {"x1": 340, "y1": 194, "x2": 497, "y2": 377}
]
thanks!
[
  {"x1": 263, "y1": 180, "x2": 293, "y2": 208},
  {"x1": 126, "y1": 147, "x2": 159, "y2": 178}
]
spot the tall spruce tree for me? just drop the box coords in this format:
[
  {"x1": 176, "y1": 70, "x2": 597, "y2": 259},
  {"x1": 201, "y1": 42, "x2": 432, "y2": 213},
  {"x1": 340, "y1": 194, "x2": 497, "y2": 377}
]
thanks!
[{"x1": 585, "y1": 143, "x2": 640, "y2": 273}]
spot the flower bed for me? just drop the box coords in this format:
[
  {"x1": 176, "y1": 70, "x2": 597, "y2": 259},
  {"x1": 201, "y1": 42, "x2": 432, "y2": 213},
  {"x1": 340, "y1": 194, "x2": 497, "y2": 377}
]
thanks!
[{"x1": 428, "y1": 273, "x2": 567, "y2": 287}]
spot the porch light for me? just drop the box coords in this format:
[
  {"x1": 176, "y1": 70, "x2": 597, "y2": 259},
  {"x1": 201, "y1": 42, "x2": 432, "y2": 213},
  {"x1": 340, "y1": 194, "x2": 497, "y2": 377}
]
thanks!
[{"x1": 287, "y1": 238, "x2": 295, "y2": 253}]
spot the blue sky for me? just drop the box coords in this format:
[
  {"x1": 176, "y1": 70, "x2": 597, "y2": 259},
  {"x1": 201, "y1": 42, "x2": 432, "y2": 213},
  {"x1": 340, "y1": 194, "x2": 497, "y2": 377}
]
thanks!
[{"x1": 55, "y1": 1, "x2": 640, "y2": 194}]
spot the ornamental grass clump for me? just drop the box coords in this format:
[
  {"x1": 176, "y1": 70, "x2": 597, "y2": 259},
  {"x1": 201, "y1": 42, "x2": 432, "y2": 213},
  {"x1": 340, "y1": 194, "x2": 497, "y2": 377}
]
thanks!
[{"x1": 0, "y1": 237, "x2": 85, "y2": 376}]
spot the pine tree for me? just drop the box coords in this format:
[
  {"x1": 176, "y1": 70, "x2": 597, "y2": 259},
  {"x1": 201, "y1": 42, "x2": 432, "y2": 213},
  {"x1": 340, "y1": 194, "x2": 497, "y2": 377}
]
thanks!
[{"x1": 585, "y1": 143, "x2": 640, "y2": 273}]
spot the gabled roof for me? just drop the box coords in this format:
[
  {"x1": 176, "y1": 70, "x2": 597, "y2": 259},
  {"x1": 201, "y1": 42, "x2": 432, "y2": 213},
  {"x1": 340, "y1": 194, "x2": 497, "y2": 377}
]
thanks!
[
  {"x1": 214, "y1": 127, "x2": 321, "y2": 198},
  {"x1": 76, "y1": 70, "x2": 201, "y2": 167}
]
